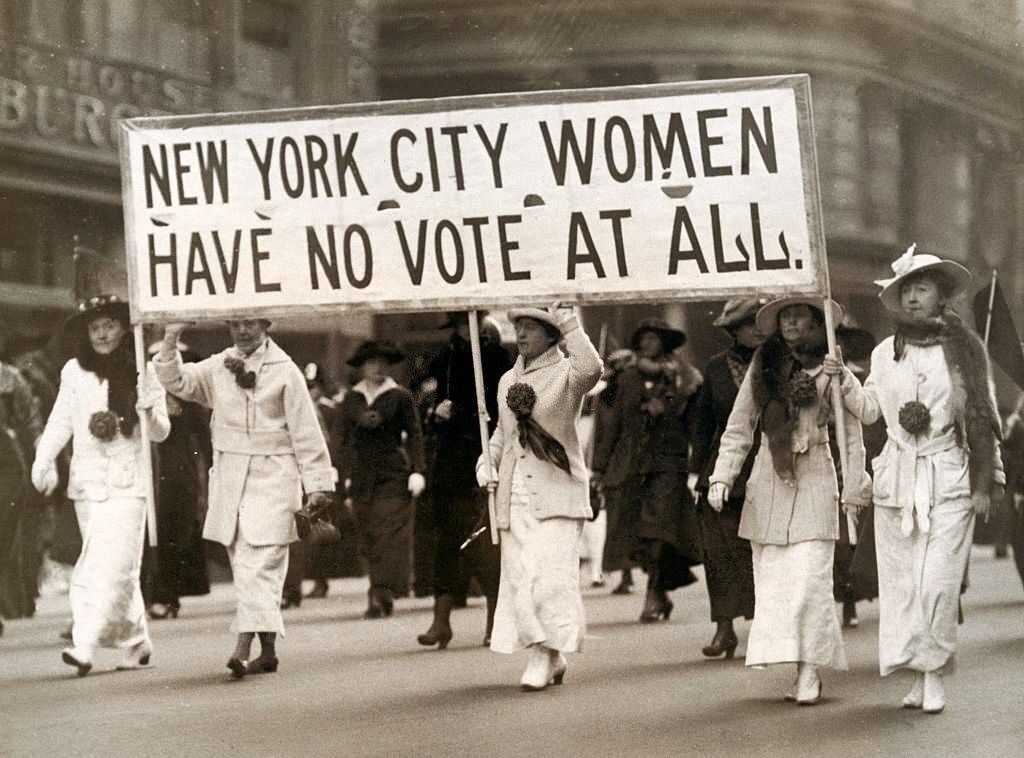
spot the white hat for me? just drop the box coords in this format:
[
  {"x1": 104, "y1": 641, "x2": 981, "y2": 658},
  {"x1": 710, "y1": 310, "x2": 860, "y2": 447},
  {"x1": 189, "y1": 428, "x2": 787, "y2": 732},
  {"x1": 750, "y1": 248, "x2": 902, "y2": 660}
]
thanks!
[
  {"x1": 507, "y1": 307, "x2": 562, "y2": 334},
  {"x1": 755, "y1": 295, "x2": 844, "y2": 336},
  {"x1": 875, "y1": 244, "x2": 971, "y2": 312}
]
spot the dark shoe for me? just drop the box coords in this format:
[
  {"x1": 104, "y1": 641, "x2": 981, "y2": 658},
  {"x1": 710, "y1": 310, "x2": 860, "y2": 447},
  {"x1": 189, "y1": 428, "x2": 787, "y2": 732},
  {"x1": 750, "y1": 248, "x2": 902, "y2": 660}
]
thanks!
[
  {"x1": 379, "y1": 589, "x2": 395, "y2": 617},
  {"x1": 245, "y1": 655, "x2": 279, "y2": 675},
  {"x1": 417, "y1": 626, "x2": 453, "y2": 649},
  {"x1": 116, "y1": 639, "x2": 154, "y2": 670},
  {"x1": 227, "y1": 657, "x2": 248, "y2": 679},
  {"x1": 305, "y1": 579, "x2": 329, "y2": 599},
  {"x1": 364, "y1": 587, "x2": 391, "y2": 619},
  {"x1": 639, "y1": 591, "x2": 673, "y2": 623},
  {"x1": 148, "y1": 602, "x2": 180, "y2": 620},
  {"x1": 62, "y1": 647, "x2": 93, "y2": 677},
  {"x1": 702, "y1": 628, "x2": 739, "y2": 659},
  {"x1": 280, "y1": 593, "x2": 302, "y2": 610},
  {"x1": 482, "y1": 634, "x2": 491, "y2": 647}
]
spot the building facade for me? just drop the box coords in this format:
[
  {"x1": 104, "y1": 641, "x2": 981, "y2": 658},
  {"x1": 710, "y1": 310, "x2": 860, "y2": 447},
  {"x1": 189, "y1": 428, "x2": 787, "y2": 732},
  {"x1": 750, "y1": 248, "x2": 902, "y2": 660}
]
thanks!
[{"x1": 2, "y1": 1, "x2": 1023, "y2": 395}]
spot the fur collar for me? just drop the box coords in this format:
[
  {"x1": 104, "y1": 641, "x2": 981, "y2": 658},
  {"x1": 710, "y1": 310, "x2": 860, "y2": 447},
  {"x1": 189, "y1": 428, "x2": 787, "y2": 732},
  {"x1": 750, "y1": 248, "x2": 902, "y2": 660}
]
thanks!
[{"x1": 897, "y1": 313, "x2": 1002, "y2": 495}]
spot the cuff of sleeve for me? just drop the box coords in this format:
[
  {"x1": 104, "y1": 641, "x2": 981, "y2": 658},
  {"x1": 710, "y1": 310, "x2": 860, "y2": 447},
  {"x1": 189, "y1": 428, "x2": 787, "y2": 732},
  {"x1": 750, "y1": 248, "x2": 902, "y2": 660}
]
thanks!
[{"x1": 302, "y1": 469, "x2": 337, "y2": 494}]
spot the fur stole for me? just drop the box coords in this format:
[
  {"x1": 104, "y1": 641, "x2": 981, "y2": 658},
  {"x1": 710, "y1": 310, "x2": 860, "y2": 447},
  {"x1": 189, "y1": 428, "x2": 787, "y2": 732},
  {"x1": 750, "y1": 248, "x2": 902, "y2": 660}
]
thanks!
[
  {"x1": 749, "y1": 329, "x2": 828, "y2": 481},
  {"x1": 895, "y1": 313, "x2": 1001, "y2": 495}
]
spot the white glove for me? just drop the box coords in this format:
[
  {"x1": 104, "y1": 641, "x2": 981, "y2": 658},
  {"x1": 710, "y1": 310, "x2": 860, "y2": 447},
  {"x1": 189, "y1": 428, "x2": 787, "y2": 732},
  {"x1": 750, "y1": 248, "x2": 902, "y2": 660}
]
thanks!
[
  {"x1": 31, "y1": 458, "x2": 58, "y2": 496},
  {"x1": 707, "y1": 482, "x2": 730, "y2": 512},
  {"x1": 686, "y1": 472, "x2": 699, "y2": 500},
  {"x1": 476, "y1": 463, "x2": 497, "y2": 488},
  {"x1": 434, "y1": 399, "x2": 454, "y2": 421},
  {"x1": 136, "y1": 373, "x2": 162, "y2": 411},
  {"x1": 547, "y1": 301, "x2": 578, "y2": 332},
  {"x1": 407, "y1": 472, "x2": 426, "y2": 498}
]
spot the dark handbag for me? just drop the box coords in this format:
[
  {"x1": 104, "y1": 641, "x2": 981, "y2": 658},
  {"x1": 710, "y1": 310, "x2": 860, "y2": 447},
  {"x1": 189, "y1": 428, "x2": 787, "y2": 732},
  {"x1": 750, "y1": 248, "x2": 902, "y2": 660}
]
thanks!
[{"x1": 295, "y1": 493, "x2": 340, "y2": 544}]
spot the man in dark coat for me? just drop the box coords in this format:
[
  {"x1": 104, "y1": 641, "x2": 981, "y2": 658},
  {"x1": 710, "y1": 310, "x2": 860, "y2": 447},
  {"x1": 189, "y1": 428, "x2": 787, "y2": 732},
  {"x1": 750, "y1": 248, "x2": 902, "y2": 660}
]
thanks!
[
  {"x1": 592, "y1": 319, "x2": 703, "y2": 623},
  {"x1": 417, "y1": 312, "x2": 511, "y2": 648}
]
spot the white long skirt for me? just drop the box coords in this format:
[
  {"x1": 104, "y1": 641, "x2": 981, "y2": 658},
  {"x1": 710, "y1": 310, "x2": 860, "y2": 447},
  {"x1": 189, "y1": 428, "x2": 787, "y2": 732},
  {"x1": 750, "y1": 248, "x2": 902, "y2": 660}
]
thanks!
[
  {"x1": 227, "y1": 526, "x2": 289, "y2": 635},
  {"x1": 746, "y1": 539, "x2": 847, "y2": 669},
  {"x1": 875, "y1": 500, "x2": 974, "y2": 676},
  {"x1": 490, "y1": 471, "x2": 585, "y2": 654},
  {"x1": 70, "y1": 498, "x2": 149, "y2": 652}
]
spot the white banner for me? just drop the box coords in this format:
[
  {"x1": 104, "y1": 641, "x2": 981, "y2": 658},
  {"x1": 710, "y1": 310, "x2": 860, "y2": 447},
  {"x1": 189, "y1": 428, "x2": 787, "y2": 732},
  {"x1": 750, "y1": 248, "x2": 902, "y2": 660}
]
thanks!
[{"x1": 119, "y1": 75, "x2": 828, "y2": 322}]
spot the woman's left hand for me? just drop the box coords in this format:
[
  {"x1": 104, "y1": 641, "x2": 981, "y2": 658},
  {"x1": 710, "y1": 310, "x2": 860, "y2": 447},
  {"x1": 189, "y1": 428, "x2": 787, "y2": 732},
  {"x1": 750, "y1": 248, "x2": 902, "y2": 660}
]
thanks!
[
  {"x1": 408, "y1": 472, "x2": 426, "y2": 497},
  {"x1": 547, "y1": 301, "x2": 578, "y2": 331},
  {"x1": 971, "y1": 491, "x2": 991, "y2": 517}
]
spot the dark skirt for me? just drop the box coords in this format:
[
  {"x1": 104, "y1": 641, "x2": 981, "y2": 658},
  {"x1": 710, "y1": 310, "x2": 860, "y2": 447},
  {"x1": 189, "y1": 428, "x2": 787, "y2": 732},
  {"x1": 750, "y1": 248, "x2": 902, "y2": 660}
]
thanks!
[
  {"x1": 696, "y1": 496, "x2": 754, "y2": 622},
  {"x1": 355, "y1": 492, "x2": 413, "y2": 595},
  {"x1": 627, "y1": 471, "x2": 703, "y2": 591},
  {"x1": 429, "y1": 487, "x2": 499, "y2": 598},
  {"x1": 0, "y1": 481, "x2": 40, "y2": 619},
  {"x1": 601, "y1": 485, "x2": 634, "y2": 573}
]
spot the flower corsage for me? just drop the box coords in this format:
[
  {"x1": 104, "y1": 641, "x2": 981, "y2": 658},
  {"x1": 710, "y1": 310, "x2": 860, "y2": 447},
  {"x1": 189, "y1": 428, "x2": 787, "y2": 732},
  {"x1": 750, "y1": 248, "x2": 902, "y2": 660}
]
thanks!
[
  {"x1": 898, "y1": 400, "x2": 931, "y2": 436},
  {"x1": 224, "y1": 356, "x2": 257, "y2": 389},
  {"x1": 88, "y1": 410, "x2": 120, "y2": 442}
]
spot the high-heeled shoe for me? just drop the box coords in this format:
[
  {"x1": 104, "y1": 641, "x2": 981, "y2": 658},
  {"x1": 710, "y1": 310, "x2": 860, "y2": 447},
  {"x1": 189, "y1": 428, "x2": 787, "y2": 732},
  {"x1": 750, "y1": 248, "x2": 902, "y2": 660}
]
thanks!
[
  {"x1": 245, "y1": 655, "x2": 279, "y2": 675},
  {"x1": 417, "y1": 626, "x2": 453, "y2": 650},
  {"x1": 701, "y1": 629, "x2": 739, "y2": 659},
  {"x1": 147, "y1": 602, "x2": 180, "y2": 620},
  {"x1": 62, "y1": 647, "x2": 93, "y2": 677},
  {"x1": 116, "y1": 639, "x2": 154, "y2": 670},
  {"x1": 520, "y1": 645, "x2": 554, "y2": 692},
  {"x1": 902, "y1": 673, "x2": 924, "y2": 709},
  {"x1": 795, "y1": 664, "x2": 822, "y2": 706},
  {"x1": 549, "y1": 652, "x2": 567, "y2": 685},
  {"x1": 227, "y1": 657, "x2": 248, "y2": 679},
  {"x1": 639, "y1": 591, "x2": 673, "y2": 623}
]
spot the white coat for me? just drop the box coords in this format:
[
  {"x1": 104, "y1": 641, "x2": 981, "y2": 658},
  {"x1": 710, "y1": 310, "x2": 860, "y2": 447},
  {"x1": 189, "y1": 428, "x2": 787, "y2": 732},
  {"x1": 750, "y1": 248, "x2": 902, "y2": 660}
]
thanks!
[
  {"x1": 153, "y1": 338, "x2": 335, "y2": 547},
  {"x1": 35, "y1": 360, "x2": 169, "y2": 501}
]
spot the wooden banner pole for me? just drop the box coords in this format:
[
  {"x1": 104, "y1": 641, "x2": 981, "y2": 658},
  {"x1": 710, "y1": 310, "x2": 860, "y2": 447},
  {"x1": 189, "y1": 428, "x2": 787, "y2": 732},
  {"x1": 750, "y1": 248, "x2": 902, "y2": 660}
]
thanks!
[
  {"x1": 133, "y1": 324, "x2": 158, "y2": 548},
  {"x1": 468, "y1": 311, "x2": 499, "y2": 545}
]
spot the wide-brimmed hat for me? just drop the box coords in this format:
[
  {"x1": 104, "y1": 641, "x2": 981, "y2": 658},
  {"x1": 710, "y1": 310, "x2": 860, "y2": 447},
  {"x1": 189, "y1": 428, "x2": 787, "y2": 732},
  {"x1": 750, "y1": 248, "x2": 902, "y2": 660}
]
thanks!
[
  {"x1": 755, "y1": 295, "x2": 844, "y2": 336},
  {"x1": 631, "y1": 319, "x2": 686, "y2": 353},
  {"x1": 346, "y1": 340, "x2": 404, "y2": 367},
  {"x1": 875, "y1": 244, "x2": 971, "y2": 312},
  {"x1": 507, "y1": 308, "x2": 562, "y2": 336},
  {"x1": 712, "y1": 298, "x2": 767, "y2": 329}
]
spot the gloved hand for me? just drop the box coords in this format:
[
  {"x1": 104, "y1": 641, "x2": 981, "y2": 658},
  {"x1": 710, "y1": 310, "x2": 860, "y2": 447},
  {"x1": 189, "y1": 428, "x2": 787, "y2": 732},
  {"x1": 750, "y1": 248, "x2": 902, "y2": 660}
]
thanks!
[
  {"x1": 31, "y1": 458, "x2": 58, "y2": 496},
  {"x1": 707, "y1": 482, "x2": 730, "y2": 512},
  {"x1": 136, "y1": 373, "x2": 162, "y2": 412},
  {"x1": 476, "y1": 464, "x2": 496, "y2": 489},
  {"x1": 306, "y1": 491, "x2": 334, "y2": 520},
  {"x1": 434, "y1": 399, "x2": 454, "y2": 421},
  {"x1": 547, "y1": 301, "x2": 578, "y2": 332},
  {"x1": 407, "y1": 472, "x2": 426, "y2": 498}
]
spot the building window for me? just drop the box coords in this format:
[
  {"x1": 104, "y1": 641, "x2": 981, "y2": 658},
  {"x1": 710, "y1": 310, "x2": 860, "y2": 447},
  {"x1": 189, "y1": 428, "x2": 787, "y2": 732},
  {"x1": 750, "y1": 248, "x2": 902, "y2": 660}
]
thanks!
[
  {"x1": 28, "y1": 1, "x2": 73, "y2": 46},
  {"x1": 237, "y1": 0, "x2": 298, "y2": 100}
]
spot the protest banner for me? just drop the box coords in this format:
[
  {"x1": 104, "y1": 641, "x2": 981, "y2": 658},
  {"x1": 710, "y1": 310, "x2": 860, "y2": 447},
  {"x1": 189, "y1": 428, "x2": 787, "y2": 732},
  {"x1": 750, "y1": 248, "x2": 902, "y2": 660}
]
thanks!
[{"x1": 119, "y1": 74, "x2": 829, "y2": 322}]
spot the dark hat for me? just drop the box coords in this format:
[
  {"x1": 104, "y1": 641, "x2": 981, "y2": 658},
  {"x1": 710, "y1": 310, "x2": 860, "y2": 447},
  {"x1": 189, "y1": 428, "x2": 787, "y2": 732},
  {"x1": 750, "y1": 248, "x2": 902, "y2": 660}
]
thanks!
[
  {"x1": 65, "y1": 243, "x2": 130, "y2": 333},
  {"x1": 631, "y1": 319, "x2": 686, "y2": 353},
  {"x1": 712, "y1": 298, "x2": 767, "y2": 329},
  {"x1": 346, "y1": 340, "x2": 405, "y2": 367}
]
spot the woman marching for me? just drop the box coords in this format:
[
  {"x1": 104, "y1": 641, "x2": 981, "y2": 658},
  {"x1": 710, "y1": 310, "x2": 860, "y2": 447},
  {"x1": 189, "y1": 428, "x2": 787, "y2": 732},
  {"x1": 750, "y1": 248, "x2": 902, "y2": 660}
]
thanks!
[
  {"x1": 708, "y1": 295, "x2": 871, "y2": 704},
  {"x1": 477, "y1": 304, "x2": 602, "y2": 691},
  {"x1": 336, "y1": 340, "x2": 426, "y2": 619},
  {"x1": 690, "y1": 299, "x2": 764, "y2": 659},
  {"x1": 824, "y1": 246, "x2": 1004, "y2": 714},
  {"x1": 154, "y1": 319, "x2": 335, "y2": 678},
  {"x1": 32, "y1": 293, "x2": 170, "y2": 675}
]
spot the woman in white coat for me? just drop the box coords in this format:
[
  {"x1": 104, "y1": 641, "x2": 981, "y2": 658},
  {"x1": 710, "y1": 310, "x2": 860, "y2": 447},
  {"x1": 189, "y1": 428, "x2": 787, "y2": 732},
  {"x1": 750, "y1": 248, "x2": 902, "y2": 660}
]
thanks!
[
  {"x1": 708, "y1": 295, "x2": 870, "y2": 704},
  {"x1": 155, "y1": 319, "x2": 334, "y2": 678},
  {"x1": 825, "y1": 246, "x2": 1004, "y2": 714},
  {"x1": 32, "y1": 295, "x2": 170, "y2": 676},
  {"x1": 477, "y1": 305, "x2": 602, "y2": 691}
]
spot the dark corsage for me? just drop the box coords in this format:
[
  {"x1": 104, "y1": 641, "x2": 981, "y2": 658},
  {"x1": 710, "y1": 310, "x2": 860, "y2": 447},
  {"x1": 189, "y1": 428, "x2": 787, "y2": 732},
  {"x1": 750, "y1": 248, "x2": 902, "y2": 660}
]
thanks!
[
  {"x1": 88, "y1": 410, "x2": 120, "y2": 442},
  {"x1": 506, "y1": 382, "x2": 537, "y2": 419},
  {"x1": 506, "y1": 382, "x2": 571, "y2": 476},
  {"x1": 784, "y1": 372, "x2": 818, "y2": 408},
  {"x1": 224, "y1": 356, "x2": 257, "y2": 389},
  {"x1": 898, "y1": 400, "x2": 931, "y2": 436}
]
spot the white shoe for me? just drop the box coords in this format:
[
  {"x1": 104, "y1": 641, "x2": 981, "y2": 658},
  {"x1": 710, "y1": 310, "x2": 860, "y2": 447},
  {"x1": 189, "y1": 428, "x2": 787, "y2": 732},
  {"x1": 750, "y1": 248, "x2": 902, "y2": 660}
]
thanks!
[
  {"x1": 116, "y1": 639, "x2": 154, "y2": 670},
  {"x1": 923, "y1": 672, "x2": 945, "y2": 714},
  {"x1": 520, "y1": 645, "x2": 554, "y2": 691},
  {"x1": 61, "y1": 647, "x2": 93, "y2": 677},
  {"x1": 795, "y1": 664, "x2": 822, "y2": 705},
  {"x1": 902, "y1": 673, "x2": 924, "y2": 709}
]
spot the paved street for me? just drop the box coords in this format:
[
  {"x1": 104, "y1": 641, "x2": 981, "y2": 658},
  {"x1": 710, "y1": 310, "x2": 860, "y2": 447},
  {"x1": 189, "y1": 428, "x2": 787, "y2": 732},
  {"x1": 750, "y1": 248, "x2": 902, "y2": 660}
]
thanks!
[{"x1": 2, "y1": 550, "x2": 1022, "y2": 758}]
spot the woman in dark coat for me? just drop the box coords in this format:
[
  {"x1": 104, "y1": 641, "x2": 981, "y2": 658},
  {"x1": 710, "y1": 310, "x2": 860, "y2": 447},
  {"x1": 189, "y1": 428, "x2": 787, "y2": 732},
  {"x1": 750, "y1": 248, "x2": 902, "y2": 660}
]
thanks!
[
  {"x1": 417, "y1": 313, "x2": 510, "y2": 648},
  {"x1": 592, "y1": 319, "x2": 703, "y2": 623},
  {"x1": 690, "y1": 299, "x2": 763, "y2": 658},
  {"x1": 337, "y1": 340, "x2": 426, "y2": 618}
]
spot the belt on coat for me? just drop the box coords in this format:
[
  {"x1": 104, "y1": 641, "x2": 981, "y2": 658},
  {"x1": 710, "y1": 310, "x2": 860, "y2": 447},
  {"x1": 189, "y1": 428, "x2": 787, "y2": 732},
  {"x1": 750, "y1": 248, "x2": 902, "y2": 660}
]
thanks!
[
  {"x1": 885, "y1": 429, "x2": 958, "y2": 536},
  {"x1": 212, "y1": 424, "x2": 294, "y2": 455}
]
